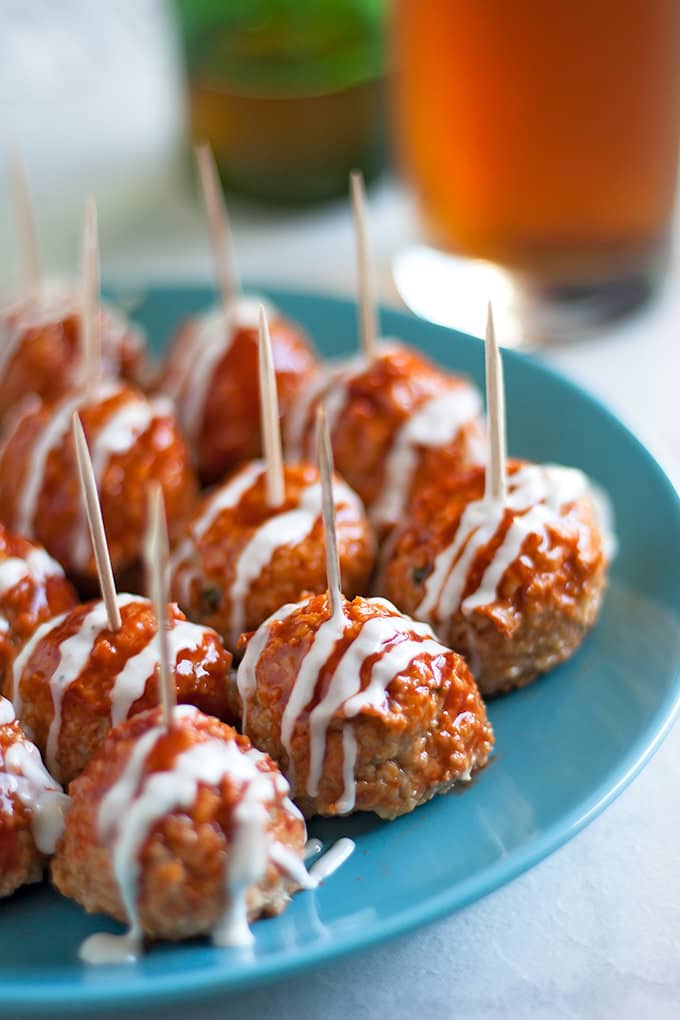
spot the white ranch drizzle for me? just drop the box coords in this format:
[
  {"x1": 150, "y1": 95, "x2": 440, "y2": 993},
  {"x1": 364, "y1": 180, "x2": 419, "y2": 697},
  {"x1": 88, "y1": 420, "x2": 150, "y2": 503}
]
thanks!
[
  {"x1": 303, "y1": 837, "x2": 323, "y2": 859},
  {"x1": 227, "y1": 477, "x2": 362, "y2": 648},
  {"x1": 308, "y1": 837, "x2": 355, "y2": 882},
  {"x1": 109, "y1": 617, "x2": 212, "y2": 726},
  {"x1": 12, "y1": 380, "x2": 121, "y2": 537},
  {"x1": 369, "y1": 384, "x2": 483, "y2": 531},
  {"x1": 0, "y1": 695, "x2": 15, "y2": 724},
  {"x1": 335, "y1": 727, "x2": 358, "y2": 816},
  {"x1": 416, "y1": 463, "x2": 599, "y2": 623},
  {"x1": 79, "y1": 705, "x2": 314, "y2": 965},
  {"x1": 3, "y1": 740, "x2": 69, "y2": 853},
  {"x1": 278, "y1": 610, "x2": 347, "y2": 787},
  {"x1": 71, "y1": 392, "x2": 163, "y2": 569},
  {"x1": 0, "y1": 546, "x2": 64, "y2": 598},
  {"x1": 0, "y1": 696, "x2": 69, "y2": 852},
  {"x1": 166, "y1": 296, "x2": 275, "y2": 441}
]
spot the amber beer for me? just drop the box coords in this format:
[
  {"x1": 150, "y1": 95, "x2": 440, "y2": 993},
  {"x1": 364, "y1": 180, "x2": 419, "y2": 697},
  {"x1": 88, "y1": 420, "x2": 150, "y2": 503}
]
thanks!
[{"x1": 393, "y1": 1, "x2": 680, "y2": 284}]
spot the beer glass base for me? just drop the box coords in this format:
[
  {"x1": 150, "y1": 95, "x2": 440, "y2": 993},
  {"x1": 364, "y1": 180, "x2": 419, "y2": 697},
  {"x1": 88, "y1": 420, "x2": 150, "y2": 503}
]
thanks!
[{"x1": 393, "y1": 244, "x2": 665, "y2": 348}]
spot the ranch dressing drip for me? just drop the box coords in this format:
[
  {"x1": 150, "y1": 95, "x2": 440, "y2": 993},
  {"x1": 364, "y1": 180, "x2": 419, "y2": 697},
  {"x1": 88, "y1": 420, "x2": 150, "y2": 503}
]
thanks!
[
  {"x1": 417, "y1": 463, "x2": 604, "y2": 622},
  {"x1": 0, "y1": 698, "x2": 69, "y2": 853},
  {"x1": 0, "y1": 696, "x2": 15, "y2": 725},
  {"x1": 166, "y1": 296, "x2": 275, "y2": 441},
  {"x1": 3, "y1": 740, "x2": 69, "y2": 852},
  {"x1": 308, "y1": 837, "x2": 355, "y2": 882},
  {"x1": 79, "y1": 705, "x2": 313, "y2": 965}
]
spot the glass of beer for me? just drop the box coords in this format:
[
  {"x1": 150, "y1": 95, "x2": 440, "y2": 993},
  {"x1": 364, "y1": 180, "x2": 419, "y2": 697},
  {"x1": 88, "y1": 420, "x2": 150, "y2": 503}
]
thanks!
[{"x1": 391, "y1": 1, "x2": 680, "y2": 345}]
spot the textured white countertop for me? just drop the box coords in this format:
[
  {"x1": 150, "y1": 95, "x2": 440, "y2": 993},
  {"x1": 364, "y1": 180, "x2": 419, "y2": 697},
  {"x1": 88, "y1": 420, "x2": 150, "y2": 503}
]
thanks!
[{"x1": 98, "y1": 178, "x2": 680, "y2": 1020}]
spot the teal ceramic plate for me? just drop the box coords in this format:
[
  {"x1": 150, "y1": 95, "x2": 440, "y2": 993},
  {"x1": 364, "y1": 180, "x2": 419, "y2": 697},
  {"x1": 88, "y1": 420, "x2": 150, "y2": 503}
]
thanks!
[{"x1": 3, "y1": 286, "x2": 680, "y2": 1015}]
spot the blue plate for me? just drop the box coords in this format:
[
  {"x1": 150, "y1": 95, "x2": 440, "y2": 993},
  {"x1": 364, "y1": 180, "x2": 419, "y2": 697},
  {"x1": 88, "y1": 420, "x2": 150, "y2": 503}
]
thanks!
[{"x1": 3, "y1": 286, "x2": 680, "y2": 1015}]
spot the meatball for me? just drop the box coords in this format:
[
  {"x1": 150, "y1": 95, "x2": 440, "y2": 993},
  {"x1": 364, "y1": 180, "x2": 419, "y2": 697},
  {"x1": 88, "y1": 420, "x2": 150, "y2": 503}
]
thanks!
[
  {"x1": 0, "y1": 696, "x2": 69, "y2": 898},
  {"x1": 237, "y1": 592, "x2": 494, "y2": 820},
  {"x1": 285, "y1": 341, "x2": 485, "y2": 536},
  {"x1": 171, "y1": 460, "x2": 375, "y2": 651},
  {"x1": 51, "y1": 705, "x2": 312, "y2": 950},
  {"x1": 0, "y1": 523, "x2": 78, "y2": 690},
  {"x1": 10, "y1": 595, "x2": 235, "y2": 785},
  {"x1": 0, "y1": 382, "x2": 198, "y2": 587},
  {"x1": 160, "y1": 297, "x2": 318, "y2": 484},
  {"x1": 379, "y1": 460, "x2": 610, "y2": 696},
  {"x1": 0, "y1": 280, "x2": 146, "y2": 431}
]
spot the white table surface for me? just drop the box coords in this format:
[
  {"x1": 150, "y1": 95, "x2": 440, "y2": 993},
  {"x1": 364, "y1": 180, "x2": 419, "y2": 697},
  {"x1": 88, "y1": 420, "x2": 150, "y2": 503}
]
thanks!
[{"x1": 6, "y1": 174, "x2": 680, "y2": 1020}]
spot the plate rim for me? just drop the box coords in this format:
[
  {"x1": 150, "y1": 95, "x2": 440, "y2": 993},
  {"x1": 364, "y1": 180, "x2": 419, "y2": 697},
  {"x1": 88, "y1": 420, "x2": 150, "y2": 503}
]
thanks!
[{"x1": 5, "y1": 283, "x2": 680, "y2": 1014}]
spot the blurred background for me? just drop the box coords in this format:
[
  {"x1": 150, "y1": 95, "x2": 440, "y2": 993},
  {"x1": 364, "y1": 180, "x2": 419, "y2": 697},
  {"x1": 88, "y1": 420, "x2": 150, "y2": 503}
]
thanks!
[
  {"x1": 1, "y1": 0, "x2": 680, "y2": 471},
  {"x1": 0, "y1": 0, "x2": 403, "y2": 296}
]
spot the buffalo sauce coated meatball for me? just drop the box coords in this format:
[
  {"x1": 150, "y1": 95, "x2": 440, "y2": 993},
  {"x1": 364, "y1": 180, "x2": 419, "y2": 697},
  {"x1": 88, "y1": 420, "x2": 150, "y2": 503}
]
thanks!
[
  {"x1": 0, "y1": 281, "x2": 146, "y2": 431},
  {"x1": 285, "y1": 341, "x2": 485, "y2": 536},
  {"x1": 51, "y1": 705, "x2": 311, "y2": 946},
  {"x1": 171, "y1": 460, "x2": 375, "y2": 651},
  {"x1": 0, "y1": 696, "x2": 68, "y2": 898},
  {"x1": 0, "y1": 524, "x2": 78, "y2": 689},
  {"x1": 160, "y1": 297, "x2": 318, "y2": 484},
  {"x1": 380, "y1": 460, "x2": 610, "y2": 696},
  {"x1": 237, "y1": 592, "x2": 494, "y2": 819},
  {"x1": 10, "y1": 594, "x2": 235, "y2": 785},
  {"x1": 0, "y1": 382, "x2": 197, "y2": 587}
]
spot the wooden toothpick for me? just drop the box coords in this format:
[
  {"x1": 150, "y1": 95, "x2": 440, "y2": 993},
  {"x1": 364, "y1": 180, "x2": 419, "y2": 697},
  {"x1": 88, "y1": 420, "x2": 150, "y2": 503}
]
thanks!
[
  {"x1": 72, "y1": 413, "x2": 122, "y2": 630},
  {"x1": 350, "y1": 170, "x2": 379, "y2": 361},
  {"x1": 9, "y1": 149, "x2": 40, "y2": 301},
  {"x1": 258, "y1": 303, "x2": 285, "y2": 507},
  {"x1": 315, "y1": 404, "x2": 343, "y2": 620},
  {"x1": 195, "y1": 143, "x2": 239, "y2": 317},
  {"x1": 484, "y1": 302, "x2": 507, "y2": 503},
  {"x1": 81, "y1": 197, "x2": 100, "y2": 401},
  {"x1": 145, "y1": 483, "x2": 175, "y2": 728}
]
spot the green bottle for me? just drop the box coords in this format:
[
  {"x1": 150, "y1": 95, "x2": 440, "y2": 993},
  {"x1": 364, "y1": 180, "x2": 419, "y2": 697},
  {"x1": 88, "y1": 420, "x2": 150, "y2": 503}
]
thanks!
[{"x1": 173, "y1": 0, "x2": 388, "y2": 204}]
